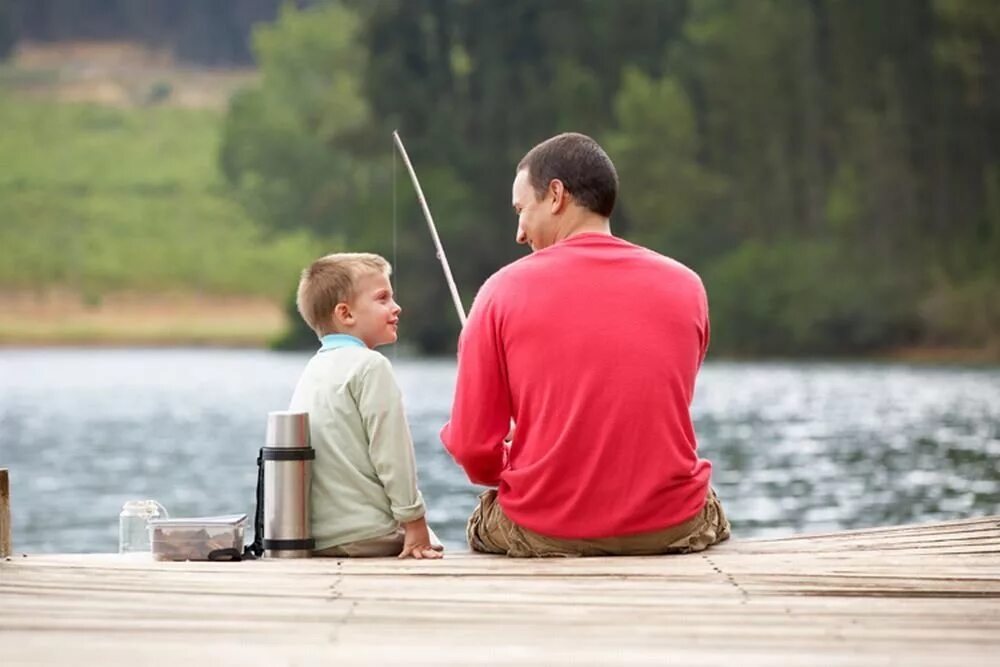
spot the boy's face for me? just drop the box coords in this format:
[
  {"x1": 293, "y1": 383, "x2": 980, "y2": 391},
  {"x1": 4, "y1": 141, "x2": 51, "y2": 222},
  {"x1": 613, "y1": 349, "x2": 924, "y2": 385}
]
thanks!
[{"x1": 338, "y1": 271, "x2": 400, "y2": 348}]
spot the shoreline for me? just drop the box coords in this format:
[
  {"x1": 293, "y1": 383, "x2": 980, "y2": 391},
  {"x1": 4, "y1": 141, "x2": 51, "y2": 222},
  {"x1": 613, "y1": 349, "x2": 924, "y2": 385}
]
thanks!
[
  {"x1": 1, "y1": 337, "x2": 997, "y2": 365},
  {"x1": 1, "y1": 291, "x2": 997, "y2": 364},
  {"x1": 0, "y1": 290, "x2": 287, "y2": 349},
  {"x1": 709, "y1": 347, "x2": 1000, "y2": 366}
]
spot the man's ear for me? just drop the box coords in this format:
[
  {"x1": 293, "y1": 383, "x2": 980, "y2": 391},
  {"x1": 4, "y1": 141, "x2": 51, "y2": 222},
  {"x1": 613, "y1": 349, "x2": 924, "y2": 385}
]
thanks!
[
  {"x1": 548, "y1": 178, "x2": 569, "y2": 214},
  {"x1": 334, "y1": 302, "x2": 353, "y2": 326}
]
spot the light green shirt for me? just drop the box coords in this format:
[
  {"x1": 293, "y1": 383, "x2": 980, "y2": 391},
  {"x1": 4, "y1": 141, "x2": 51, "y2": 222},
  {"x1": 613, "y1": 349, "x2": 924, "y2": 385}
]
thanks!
[{"x1": 289, "y1": 337, "x2": 426, "y2": 550}]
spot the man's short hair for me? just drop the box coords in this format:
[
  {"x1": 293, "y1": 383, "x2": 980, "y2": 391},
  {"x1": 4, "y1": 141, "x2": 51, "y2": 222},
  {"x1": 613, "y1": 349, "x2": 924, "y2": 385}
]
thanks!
[
  {"x1": 297, "y1": 252, "x2": 391, "y2": 336},
  {"x1": 516, "y1": 132, "x2": 619, "y2": 217}
]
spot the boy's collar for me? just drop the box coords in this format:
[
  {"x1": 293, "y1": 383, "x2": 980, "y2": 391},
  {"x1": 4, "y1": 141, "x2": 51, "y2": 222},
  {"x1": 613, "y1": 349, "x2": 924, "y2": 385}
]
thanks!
[{"x1": 318, "y1": 333, "x2": 367, "y2": 352}]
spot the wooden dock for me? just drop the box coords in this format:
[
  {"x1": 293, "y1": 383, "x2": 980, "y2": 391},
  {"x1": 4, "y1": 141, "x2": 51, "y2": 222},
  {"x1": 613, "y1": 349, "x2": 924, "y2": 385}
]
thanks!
[{"x1": 2, "y1": 515, "x2": 998, "y2": 665}]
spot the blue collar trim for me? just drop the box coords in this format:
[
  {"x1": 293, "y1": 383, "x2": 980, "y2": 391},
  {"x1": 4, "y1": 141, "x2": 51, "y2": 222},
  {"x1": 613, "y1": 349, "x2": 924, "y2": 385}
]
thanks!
[{"x1": 318, "y1": 334, "x2": 367, "y2": 352}]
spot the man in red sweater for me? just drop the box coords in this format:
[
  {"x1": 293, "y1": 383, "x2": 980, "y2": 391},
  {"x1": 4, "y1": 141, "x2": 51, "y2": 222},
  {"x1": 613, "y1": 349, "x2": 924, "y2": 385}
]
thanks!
[{"x1": 440, "y1": 132, "x2": 729, "y2": 557}]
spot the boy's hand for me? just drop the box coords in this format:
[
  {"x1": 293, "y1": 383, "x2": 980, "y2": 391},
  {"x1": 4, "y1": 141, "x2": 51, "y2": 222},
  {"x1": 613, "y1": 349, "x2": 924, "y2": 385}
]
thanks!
[{"x1": 399, "y1": 516, "x2": 443, "y2": 559}]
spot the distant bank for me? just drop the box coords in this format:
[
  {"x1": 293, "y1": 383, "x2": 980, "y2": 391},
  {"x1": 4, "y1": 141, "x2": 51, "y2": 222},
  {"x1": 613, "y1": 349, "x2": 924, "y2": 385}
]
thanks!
[
  {"x1": 0, "y1": 291, "x2": 286, "y2": 348},
  {"x1": 2, "y1": 289, "x2": 998, "y2": 363},
  {"x1": 0, "y1": 43, "x2": 318, "y2": 350}
]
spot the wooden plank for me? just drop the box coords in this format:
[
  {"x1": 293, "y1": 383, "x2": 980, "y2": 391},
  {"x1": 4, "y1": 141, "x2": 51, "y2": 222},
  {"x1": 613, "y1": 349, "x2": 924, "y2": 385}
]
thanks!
[
  {"x1": 0, "y1": 468, "x2": 9, "y2": 558},
  {"x1": 1, "y1": 515, "x2": 998, "y2": 665}
]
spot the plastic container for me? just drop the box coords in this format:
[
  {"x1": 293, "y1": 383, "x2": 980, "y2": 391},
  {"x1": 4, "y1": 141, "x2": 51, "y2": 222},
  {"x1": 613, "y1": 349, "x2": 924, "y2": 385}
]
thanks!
[
  {"x1": 148, "y1": 514, "x2": 247, "y2": 561},
  {"x1": 119, "y1": 500, "x2": 169, "y2": 553}
]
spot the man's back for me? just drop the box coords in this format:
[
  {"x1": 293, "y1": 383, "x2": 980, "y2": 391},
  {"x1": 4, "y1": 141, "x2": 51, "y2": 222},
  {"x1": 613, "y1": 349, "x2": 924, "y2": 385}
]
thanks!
[{"x1": 444, "y1": 232, "x2": 712, "y2": 539}]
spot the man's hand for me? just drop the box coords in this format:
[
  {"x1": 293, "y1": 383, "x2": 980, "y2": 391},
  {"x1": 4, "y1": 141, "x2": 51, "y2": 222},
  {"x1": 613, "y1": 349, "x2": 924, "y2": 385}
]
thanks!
[
  {"x1": 500, "y1": 422, "x2": 515, "y2": 469},
  {"x1": 398, "y1": 516, "x2": 443, "y2": 559}
]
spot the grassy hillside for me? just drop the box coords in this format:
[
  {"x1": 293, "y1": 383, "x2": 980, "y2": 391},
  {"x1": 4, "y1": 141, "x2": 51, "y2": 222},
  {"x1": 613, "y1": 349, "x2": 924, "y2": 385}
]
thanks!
[{"x1": 0, "y1": 94, "x2": 318, "y2": 303}]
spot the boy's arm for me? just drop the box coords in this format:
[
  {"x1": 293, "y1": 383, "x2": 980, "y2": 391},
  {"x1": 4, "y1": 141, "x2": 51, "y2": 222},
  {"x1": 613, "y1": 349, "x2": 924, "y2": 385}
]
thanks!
[
  {"x1": 398, "y1": 515, "x2": 442, "y2": 560},
  {"x1": 356, "y1": 356, "x2": 426, "y2": 525},
  {"x1": 439, "y1": 284, "x2": 511, "y2": 486}
]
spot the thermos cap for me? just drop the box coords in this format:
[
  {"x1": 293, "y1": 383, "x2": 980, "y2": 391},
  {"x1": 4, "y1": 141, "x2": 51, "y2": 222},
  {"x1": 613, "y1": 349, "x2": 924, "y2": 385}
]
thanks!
[{"x1": 266, "y1": 411, "x2": 310, "y2": 449}]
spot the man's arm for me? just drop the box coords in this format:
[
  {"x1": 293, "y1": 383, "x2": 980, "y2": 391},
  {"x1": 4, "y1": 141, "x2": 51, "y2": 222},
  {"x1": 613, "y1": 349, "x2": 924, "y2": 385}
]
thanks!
[
  {"x1": 700, "y1": 291, "x2": 711, "y2": 366},
  {"x1": 440, "y1": 284, "x2": 511, "y2": 486}
]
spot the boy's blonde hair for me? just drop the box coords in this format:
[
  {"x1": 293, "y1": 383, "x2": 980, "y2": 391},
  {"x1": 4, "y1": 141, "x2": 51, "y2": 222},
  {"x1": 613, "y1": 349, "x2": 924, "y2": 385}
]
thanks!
[{"x1": 297, "y1": 252, "x2": 392, "y2": 336}]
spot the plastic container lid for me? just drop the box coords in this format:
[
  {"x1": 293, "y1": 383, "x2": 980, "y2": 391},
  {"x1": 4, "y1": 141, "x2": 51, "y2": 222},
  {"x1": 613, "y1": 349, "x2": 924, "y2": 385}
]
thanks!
[{"x1": 148, "y1": 514, "x2": 247, "y2": 529}]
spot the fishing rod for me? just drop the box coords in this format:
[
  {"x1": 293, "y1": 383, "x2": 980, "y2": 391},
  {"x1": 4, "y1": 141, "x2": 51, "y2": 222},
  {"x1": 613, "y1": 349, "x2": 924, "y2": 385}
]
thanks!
[
  {"x1": 392, "y1": 130, "x2": 468, "y2": 328},
  {"x1": 394, "y1": 130, "x2": 515, "y2": 442}
]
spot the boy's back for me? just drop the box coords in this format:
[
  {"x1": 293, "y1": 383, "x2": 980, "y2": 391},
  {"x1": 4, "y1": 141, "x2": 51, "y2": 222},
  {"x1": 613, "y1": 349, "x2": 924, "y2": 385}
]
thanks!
[{"x1": 290, "y1": 343, "x2": 425, "y2": 551}]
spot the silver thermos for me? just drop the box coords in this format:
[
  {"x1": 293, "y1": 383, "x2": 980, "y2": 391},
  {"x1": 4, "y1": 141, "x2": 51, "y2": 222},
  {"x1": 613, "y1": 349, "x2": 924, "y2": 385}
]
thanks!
[{"x1": 262, "y1": 410, "x2": 314, "y2": 558}]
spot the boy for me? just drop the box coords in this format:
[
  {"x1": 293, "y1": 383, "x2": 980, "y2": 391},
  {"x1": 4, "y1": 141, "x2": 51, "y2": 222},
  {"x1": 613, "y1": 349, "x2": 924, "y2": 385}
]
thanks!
[{"x1": 290, "y1": 252, "x2": 441, "y2": 559}]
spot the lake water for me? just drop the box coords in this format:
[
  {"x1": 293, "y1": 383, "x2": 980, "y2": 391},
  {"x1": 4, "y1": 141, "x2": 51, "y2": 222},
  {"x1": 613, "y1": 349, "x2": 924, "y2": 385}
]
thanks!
[{"x1": 1, "y1": 348, "x2": 998, "y2": 553}]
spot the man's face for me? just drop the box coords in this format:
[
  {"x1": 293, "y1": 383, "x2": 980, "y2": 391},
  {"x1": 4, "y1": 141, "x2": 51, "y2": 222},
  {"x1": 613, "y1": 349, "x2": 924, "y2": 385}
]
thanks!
[
  {"x1": 343, "y1": 271, "x2": 400, "y2": 348},
  {"x1": 512, "y1": 168, "x2": 553, "y2": 251}
]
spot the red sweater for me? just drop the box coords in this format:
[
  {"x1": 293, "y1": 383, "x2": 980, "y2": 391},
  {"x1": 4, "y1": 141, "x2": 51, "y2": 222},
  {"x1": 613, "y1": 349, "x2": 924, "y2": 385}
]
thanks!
[{"x1": 440, "y1": 233, "x2": 712, "y2": 539}]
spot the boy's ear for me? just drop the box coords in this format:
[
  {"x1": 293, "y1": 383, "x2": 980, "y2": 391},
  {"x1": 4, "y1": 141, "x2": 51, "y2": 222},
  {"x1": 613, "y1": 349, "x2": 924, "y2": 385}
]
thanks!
[{"x1": 333, "y1": 302, "x2": 353, "y2": 326}]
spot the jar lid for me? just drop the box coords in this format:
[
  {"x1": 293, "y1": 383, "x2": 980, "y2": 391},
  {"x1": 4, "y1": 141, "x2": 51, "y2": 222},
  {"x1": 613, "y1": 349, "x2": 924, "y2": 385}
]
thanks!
[{"x1": 121, "y1": 499, "x2": 167, "y2": 516}]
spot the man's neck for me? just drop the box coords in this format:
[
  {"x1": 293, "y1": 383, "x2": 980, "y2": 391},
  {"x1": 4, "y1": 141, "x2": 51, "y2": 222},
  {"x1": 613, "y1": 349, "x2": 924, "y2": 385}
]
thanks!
[{"x1": 554, "y1": 211, "x2": 612, "y2": 244}]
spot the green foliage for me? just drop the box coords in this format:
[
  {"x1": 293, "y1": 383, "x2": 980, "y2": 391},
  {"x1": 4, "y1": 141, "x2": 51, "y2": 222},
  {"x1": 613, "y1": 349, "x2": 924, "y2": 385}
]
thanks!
[
  {"x1": 145, "y1": 81, "x2": 173, "y2": 106},
  {"x1": 919, "y1": 274, "x2": 1000, "y2": 348},
  {"x1": 605, "y1": 67, "x2": 729, "y2": 263},
  {"x1": 271, "y1": 287, "x2": 316, "y2": 351},
  {"x1": 671, "y1": 0, "x2": 828, "y2": 239},
  {"x1": 0, "y1": 97, "x2": 218, "y2": 187},
  {"x1": 0, "y1": 1, "x2": 15, "y2": 61},
  {"x1": 0, "y1": 96, "x2": 317, "y2": 299},
  {"x1": 7, "y1": 0, "x2": 281, "y2": 66},
  {"x1": 705, "y1": 240, "x2": 919, "y2": 356},
  {"x1": 8, "y1": 0, "x2": 997, "y2": 355},
  {"x1": 934, "y1": 0, "x2": 1000, "y2": 84},
  {"x1": 287, "y1": 0, "x2": 1000, "y2": 355},
  {"x1": 220, "y1": 2, "x2": 378, "y2": 241}
]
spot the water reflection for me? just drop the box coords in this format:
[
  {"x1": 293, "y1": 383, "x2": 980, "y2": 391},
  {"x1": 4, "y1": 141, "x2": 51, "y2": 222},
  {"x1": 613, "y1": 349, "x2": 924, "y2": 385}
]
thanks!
[
  {"x1": 698, "y1": 362, "x2": 1000, "y2": 535},
  {"x1": 1, "y1": 350, "x2": 997, "y2": 552}
]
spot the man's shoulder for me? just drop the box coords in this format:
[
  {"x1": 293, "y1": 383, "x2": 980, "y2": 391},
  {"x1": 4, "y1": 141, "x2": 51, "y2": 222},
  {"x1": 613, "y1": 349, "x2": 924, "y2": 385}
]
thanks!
[
  {"x1": 496, "y1": 236, "x2": 702, "y2": 278},
  {"x1": 477, "y1": 236, "x2": 704, "y2": 302},
  {"x1": 626, "y1": 241, "x2": 704, "y2": 285},
  {"x1": 486, "y1": 247, "x2": 563, "y2": 285},
  {"x1": 476, "y1": 253, "x2": 537, "y2": 301}
]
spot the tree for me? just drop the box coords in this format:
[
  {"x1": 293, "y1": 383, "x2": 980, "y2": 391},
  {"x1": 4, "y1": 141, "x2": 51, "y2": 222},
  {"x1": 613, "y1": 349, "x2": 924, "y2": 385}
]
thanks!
[
  {"x1": 0, "y1": 0, "x2": 16, "y2": 61},
  {"x1": 7, "y1": 0, "x2": 281, "y2": 65},
  {"x1": 605, "y1": 67, "x2": 729, "y2": 265},
  {"x1": 220, "y1": 2, "x2": 378, "y2": 243},
  {"x1": 216, "y1": 0, "x2": 1000, "y2": 355}
]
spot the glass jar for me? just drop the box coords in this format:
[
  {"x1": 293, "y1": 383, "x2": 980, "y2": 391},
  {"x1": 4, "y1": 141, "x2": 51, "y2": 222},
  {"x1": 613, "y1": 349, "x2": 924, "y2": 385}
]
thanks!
[{"x1": 119, "y1": 500, "x2": 168, "y2": 553}]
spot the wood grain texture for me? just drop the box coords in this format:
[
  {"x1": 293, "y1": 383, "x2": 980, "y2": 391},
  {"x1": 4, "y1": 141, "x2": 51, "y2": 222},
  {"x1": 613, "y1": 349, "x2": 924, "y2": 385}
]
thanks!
[{"x1": 2, "y1": 515, "x2": 998, "y2": 666}]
